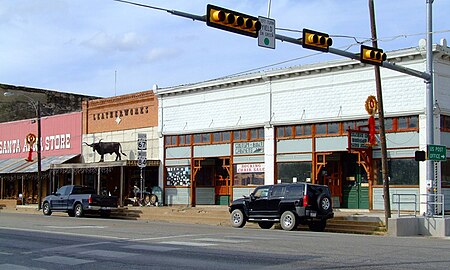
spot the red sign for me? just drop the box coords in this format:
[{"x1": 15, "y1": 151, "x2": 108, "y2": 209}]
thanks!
[{"x1": 0, "y1": 112, "x2": 82, "y2": 159}]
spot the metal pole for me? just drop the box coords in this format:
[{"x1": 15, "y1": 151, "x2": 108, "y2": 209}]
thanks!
[
  {"x1": 369, "y1": 0, "x2": 390, "y2": 227},
  {"x1": 425, "y1": 0, "x2": 434, "y2": 216},
  {"x1": 37, "y1": 101, "x2": 42, "y2": 210}
]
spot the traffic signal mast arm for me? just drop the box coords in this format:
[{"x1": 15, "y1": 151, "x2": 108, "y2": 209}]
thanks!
[{"x1": 114, "y1": 0, "x2": 431, "y2": 82}]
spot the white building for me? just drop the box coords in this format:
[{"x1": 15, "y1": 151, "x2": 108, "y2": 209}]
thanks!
[{"x1": 155, "y1": 43, "x2": 450, "y2": 213}]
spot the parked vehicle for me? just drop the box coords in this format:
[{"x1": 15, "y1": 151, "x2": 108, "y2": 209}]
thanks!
[
  {"x1": 42, "y1": 185, "x2": 118, "y2": 218},
  {"x1": 229, "y1": 182, "x2": 334, "y2": 231}
]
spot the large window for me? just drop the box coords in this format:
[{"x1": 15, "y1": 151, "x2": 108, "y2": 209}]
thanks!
[
  {"x1": 166, "y1": 166, "x2": 191, "y2": 186},
  {"x1": 374, "y1": 159, "x2": 418, "y2": 185},
  {"x1": 441, "y1": 161, "x2": 450, "y2": 187},
  {"x1": 277, "y1": 162, "x2": 312, "y2": 183},
  {"x1": 233, "y1": 163, "x2": 264, "y2": 186}
]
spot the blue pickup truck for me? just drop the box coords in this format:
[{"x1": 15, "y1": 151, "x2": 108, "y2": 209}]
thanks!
[{"x1": 42, "y1": 185, "x2": 118, "y2": 218}]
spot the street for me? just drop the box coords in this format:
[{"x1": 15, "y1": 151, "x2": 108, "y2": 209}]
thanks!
[{"x1": 0, "y1": 212, "x2": 449, "y2": 269}]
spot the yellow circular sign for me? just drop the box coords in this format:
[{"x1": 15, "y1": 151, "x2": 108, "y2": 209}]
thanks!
[
  {"x1": 26, "y1": 133, "x2": 37, "y2": 145},
  {"x1": 365, "y1": 95, "x2": 378, "y2": 116}
]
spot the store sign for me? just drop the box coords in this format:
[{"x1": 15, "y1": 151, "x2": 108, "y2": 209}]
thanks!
[
  {"x1": 234, "y1": 141, "x2": 264, "y2": 155},
  {"x1": 348, "y1": 130, "x2": 369, "y2": 150},
  {"x1": 236, "y1": 163, "x2": 265, "y2": 173}
]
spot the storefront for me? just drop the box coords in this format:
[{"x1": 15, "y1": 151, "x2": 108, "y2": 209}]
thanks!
[
  {"x1": 156, "y1": 45, "x2": 450, "y2": 211},
  {"x1": 0, "y1": 112, "x2": 82, "y2": 203}
]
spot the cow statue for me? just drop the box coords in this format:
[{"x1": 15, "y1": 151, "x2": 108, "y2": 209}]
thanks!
[{"x1": 84, "y1": 140, "x2": 127, "y2": 162}]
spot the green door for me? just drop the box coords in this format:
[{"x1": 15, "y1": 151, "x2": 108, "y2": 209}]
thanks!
[{"x1": 343, "y1": 167, "x2": 369, "y2": 209}]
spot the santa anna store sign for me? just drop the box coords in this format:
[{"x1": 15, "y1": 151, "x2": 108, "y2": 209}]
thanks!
[
  {"x1": 0, "y1": 133, "x2": 72, "y2": 155},
  {"x1": 0, "y1": 112, "x2": 82, "y2": 159}
]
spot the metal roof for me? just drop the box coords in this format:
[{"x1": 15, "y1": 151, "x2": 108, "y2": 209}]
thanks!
[{"x1": 0, "y1": 154, "x2": 79, "y2": 174}]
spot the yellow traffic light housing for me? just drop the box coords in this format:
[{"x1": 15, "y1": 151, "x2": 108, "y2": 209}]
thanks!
[
  {"x1": 302, "y1": 28, "x2": 332, "y2": 52},
  {"x1": 206, "y1": 4, "x2": 261, "y2": 38},
  {"x1": 360, "y1": 45, "x2": 387, "y2": 66}
]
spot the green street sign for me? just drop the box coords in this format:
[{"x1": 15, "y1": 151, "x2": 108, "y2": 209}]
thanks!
[{"x1": 427, "y1": 144, "x2": 447, "y2": 161}]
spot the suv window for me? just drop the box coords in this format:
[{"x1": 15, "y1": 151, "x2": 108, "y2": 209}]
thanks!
[
  {"x1": 56, "y1": 186, "x2": 71, "y2": 196},
  {"x1": 271, "y1": 186, "x2": 285, "y2": 197},
  {"x1": 253, "y1": 186, "x2": 270, "y2": 198},
  {"x1": 286, "y1": 184, "x2": 304, "y2": 199}
]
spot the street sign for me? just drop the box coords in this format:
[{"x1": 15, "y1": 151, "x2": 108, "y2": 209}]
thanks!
[
  {"x1": 138, "y1": 133, "x2": 147, "y2": 150},
  {"x1": 427, "y1": 144, "x2": 447, "y2": 161},
  {"x1": 258, "y1": 16, "x2": 275, "y2": 49}
]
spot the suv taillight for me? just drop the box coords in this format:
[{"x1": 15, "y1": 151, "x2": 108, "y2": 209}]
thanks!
[
  {"x1": 303, "y1": 194, "x2": 308, "y2": 207},
  {"x1": 88, "y1": 195, "x2": 92, "y2": 204}
]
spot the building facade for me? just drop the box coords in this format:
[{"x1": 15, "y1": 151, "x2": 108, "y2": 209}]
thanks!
[{"x1": 156, "y1": 44, "x2": 450, "y2": 212}]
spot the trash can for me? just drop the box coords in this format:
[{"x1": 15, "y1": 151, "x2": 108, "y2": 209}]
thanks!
[{"x1": 152, "y1": 186, "x2": 163, "y2": 206}]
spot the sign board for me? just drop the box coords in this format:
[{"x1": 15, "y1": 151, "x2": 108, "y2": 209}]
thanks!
[
  {"x1": 234, "y1": 141, "x2": 264, "y2": 155},
  {"x1": 137, "y1": 133, "x2": 147, "y2": 168},
  {"x1": 427, "y1": 144, "x2": 447, "y2": 161},
  {"x1": 258, "y1": 16, "x2": 275, "y2": 49},
  {"x1": 236, "y1": 163, "x2": 265, "y2": 173},
  {"x1": 348, "y1": 130, "x2": 369, "y2": 150},
  {"x1": 137, "y1": 133, "x2": 147, "y2": 151}
]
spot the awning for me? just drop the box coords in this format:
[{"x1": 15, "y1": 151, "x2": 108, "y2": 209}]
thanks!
[{"x1": 0, "y1": 154, "x2": 80, "y2": 174}]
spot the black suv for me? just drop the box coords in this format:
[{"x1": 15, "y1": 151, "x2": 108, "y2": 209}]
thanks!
[{"x1": 229, "y1": 182, "x2": 334, "y2": 231}]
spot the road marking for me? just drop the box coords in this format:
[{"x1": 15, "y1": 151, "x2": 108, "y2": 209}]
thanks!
[
  {"x1": 159, "y1": 241, "x2": 216, "y2": 247},
  {"x1": 79, "y1": 249, "x2": 137, "y2": 258},
  {"x1": 196, "y1": 238, "x2": 250, "y2": 243},
  {"x1": 45, "y1": 225, "x2": 106, "y2": 229},
  {"x1": 0, "y1": 226, "x2": 128, "y2": 240},
  {"x1": 34, "y1": 255, "x2": 94, "y2": 266},
  {"x1": 130, "y1": 234, "x2": 212, "y2": 242},
  {"x1": 0, "y1": 252, "x2": 13, "y2": 255},
  {"x1": 42, "y1": 241, "x2": 112, "y2": 252},
  {"x1": 124, "y1": 244, "x2": 180, "y2": 252},
  {"x1": 0, "y1": 264, "x2": 45, "y2": 270}
]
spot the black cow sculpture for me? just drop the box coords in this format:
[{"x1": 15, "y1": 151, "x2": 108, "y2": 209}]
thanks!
[{"x1": 84, "y1": 140, "x2": 127, "y2": 162}]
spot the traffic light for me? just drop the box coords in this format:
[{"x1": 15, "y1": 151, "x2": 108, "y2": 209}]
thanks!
[
  {"x1": 302, "y1": 28, "x2": 332, "y2": 52},
  {"x1": 206, "y1": 4, "x2": 261, "y2": 38},
  {"x1": 360, "y1": 45, "x2": 387, "y2": 66}
]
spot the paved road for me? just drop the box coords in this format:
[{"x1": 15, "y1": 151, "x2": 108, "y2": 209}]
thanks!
[{"x1": 0, "y1": 212, "x2": 449, "y2": 269}]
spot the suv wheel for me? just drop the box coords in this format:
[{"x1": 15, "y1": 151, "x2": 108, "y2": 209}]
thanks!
[
  {"x1": 230, "y1": 209, "x2": 246, "y2": 228},
  {"x1": 317, "y1": 194, "x2": 332, "y2": 214},
  {"x1": 280, "y1": 211, "x2": 297, "y2": 231}
]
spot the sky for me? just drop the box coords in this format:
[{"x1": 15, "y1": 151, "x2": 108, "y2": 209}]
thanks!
[{"x1": 0, "y1": 0, "x2": 449, "y2": 98}]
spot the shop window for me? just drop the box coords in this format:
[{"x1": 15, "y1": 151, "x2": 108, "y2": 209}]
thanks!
[
  {"x1": 179, "y1": 135, "x2": 191, "y2": 146},
  {"x1": 233, "y1": 163, "x2": 264, "y2": 186},
  {"x1": 166, "y1": 166, "x2": 191, "y2": 186},
  {"x1": 276, "y1": 126, "x2": 293, "y2": 139},
  {"x1": 374, "y1": 159, "x2": 418, "y2": 185},
  {"x1": 213, "y1": 131, "x2": 231, "y2": 143},
  {"x1": 234, "y1": 130, "x2": 249, "y2": 142},
  {"x1": 277, "y1": 162, "x2": 312, "y2": 183},
  {"x1": 315, "y1": 123, "x2": 327, "y2": 135},
  {"x1": 397, "y1": 116, "x2": 418, "y2": 131},
  {"x1": 165, "y1": 136, "x2": 177, "y2": 146},
  {"x1": 295, "y1": 124, "x2": 312, "y2": 137},
  {"x1": 384, "y1": 118, "x2": 394, "y2": 131},
  {"x1": 250, "y1": 128, "x2": 264, "y2": 140},
  {"x1": 442, "y1": 161, "x2": 450, "y2": 187},
  {"x1": 328, "y1": 122, "x2": 340, "y2": 134},
  {"x1": 193, "y1": 133, "x2": 211, "y2": 144}
]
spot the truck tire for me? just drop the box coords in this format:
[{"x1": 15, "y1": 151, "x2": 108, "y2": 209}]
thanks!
[
  {"x1": 42, "y1": 202, "x2": 52, "y2": 216},
  {"x1": 317, "y1": 194, "x2": 332, "y2": 215},
  {"x1": 74, "y1": 203, "x2": 84, "y2": 218},
  {"x1": 230, "y1": 209, "x2": 246, "y2": 228},
  {"x1": 258, "y1": 221, "x2": 274, "y2": 229},
  {"x1": 280, "y1": 211, "x2": 297, "y2": 231}
]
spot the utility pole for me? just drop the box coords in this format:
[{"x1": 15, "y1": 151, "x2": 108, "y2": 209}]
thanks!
[{"x1": 368, "y1": 0, "x2": 390, "y2": 227}]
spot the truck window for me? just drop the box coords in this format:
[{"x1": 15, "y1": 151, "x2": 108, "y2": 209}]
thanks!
[
  {"x1": 271, "y1": 186, "x2": 285, "y2": 197},
  {"x1": 286, "y1": 185, "x2": 304, "y2": 198},
  {"x1": 56, "y1": 186, "x2": 70, "y2": 196},
  {"x1": 253, "y1": 186, "x2": 270, "y2": 198}
]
